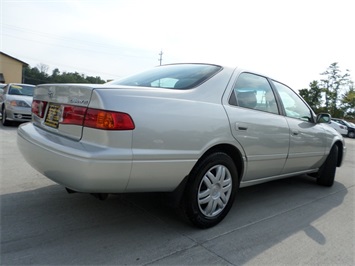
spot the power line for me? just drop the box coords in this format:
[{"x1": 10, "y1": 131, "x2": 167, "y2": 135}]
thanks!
[
  {"x1": 11, "y1": 53, "x2": 122, "y2": 79},
  {"x1": 3, "y1": 23, "x2": 127, "y2": 51},
  {"x1": 2, "y1": 24, "x2": 168, "y2": 79},
  {"x1": 2, "y1": 24, "x2": 154, "y2": 60}
]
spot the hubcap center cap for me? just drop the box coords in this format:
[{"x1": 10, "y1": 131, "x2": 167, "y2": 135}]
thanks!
[{"x1": 211, "y1": 184, "x2": 221, "y2": 199}]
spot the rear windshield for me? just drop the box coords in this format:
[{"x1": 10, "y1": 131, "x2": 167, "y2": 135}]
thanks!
[
  {"x1": 9, "y1": 84, "x2": 34, "y2": 96},
  {"x1": 108, "y1": 64, "x2": 222, "y2": 90}
]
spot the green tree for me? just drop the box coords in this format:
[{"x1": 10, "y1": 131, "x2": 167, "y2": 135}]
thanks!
[
  {"x1": 51, "y1": 68, "x2": 61, "y2": 83},
  {"x1": 24, "y1": 65, "x2": 106, "y2": 84},
  {"x1": 23, "y1": 66, "x2": 50, "y2": 85},
  {"x1": 341, "y1": 81, "x2": 355, "y2": 118},
  {"x1": 320, "y1": 62, "x2": 350, "y2": 116},
  {"x1": 56, "y1": 72, "x2": 87, "y2": 83},
  {"x1": 299, "y1": 80, "x2": 323, "y2": 112},
  {"x1": 85, "y1": 75, "x2": 106, "y2": 84}
]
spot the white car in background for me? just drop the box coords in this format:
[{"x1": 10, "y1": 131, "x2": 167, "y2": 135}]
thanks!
[
  {"x1": 0, "y1": 83, "x2": 35, "y2": 126},
  {"x1": 327, "y1": 120, "x2": 348, "y2": 136},
  {"x1": 332, "y1": 118, "x2": 355, "y2": 138}
]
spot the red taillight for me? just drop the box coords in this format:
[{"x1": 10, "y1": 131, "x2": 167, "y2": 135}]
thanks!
[
  {"x1": 84, "y1": 109, "x2": 135, "y2": 130},
  {"x1": 32, "y1": 100, "x2": 48, "y2": 118},
  {"x1": 34, "y1": 101, "x2": 135, "y2": 131},
  {"x1": 61, "y1": 105, "x2": 86, "y2": 126}
]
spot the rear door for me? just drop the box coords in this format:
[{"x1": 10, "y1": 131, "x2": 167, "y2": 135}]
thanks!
[{"x1": 223, "y1": 72, "x2": 290, "y2": 181}]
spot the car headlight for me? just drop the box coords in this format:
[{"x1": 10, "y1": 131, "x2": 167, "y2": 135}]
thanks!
[{"x1": 10, "y1": 100, "x2": 31, "y2": 107}]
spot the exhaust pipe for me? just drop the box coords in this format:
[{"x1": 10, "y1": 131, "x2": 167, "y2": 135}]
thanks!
[
  {"x1": 91, "y1": 193, "x2": 109, "y2": 201},
  {"x1": 65, "y1": 188, "x2": 108, "y2": 201},
  {"x1": 66, "y1": 187, "x2": 78, "y2": 194}
]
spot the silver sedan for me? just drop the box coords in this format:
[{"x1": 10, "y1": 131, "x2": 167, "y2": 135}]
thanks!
[
  {"x1": 17, "y1": 63, "x2": 346, "y2": 228},
  {"x1": 1, "y1": 83, "x2": 35, "y2": 126}
]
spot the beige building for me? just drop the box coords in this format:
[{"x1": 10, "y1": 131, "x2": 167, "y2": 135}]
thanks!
[{"x1": 0, "y1": 52, "x2": 28, "y2": 84}]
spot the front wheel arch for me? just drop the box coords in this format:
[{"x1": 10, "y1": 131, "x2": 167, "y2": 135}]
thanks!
[
  {"x1": 334, "y1": 141, "x2": 344, "y2": 167},
  {"x1": 317, "y1": 144, "x2": 339, "y2": 186}
]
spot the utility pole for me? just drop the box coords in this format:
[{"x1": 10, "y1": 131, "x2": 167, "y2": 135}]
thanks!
[{"x1": 158, "y1": 50, "x2": 163, "y2": 66}]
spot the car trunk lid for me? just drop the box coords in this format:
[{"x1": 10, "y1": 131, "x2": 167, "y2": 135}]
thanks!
[{"x1": 32, "y1": 84, "x2": 94, "y2": 140}]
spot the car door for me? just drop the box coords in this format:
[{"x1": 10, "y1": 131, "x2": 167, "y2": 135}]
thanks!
[
  {"x1": 271, "y1": 80, "x2": 327, "y2": 173},
  {"x1": 223, "y1": 72, "x2": 290, "y2": 181}
]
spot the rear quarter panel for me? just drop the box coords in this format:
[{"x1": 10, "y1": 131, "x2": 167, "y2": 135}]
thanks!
[
  {"x1": 129, "y1": 97, "x2": 237, "y2": 191},
  {"x1": 89, "y1": 89, "x2": 237, "y2": 191},
  {"x1": 86, "y1": 69, "x2": 240, "y2": 191}
]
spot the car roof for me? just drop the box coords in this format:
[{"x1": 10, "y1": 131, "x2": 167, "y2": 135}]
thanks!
[{"x1": 8, "y1": 83, "x2": 35, "y2": 87}]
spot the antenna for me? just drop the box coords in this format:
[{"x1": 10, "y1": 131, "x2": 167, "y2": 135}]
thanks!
[{"x1": 158, "y1": 50, "x2": 163, "y2": 66}]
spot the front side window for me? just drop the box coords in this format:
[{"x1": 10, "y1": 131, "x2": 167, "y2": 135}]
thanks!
[
  {"x1": 108, "y1": 64, "x2": 222, "y2": 90},
  {"x1": 273, "y1": 81, "x2": 312, "y2": 122},
  {"x1": 229, "y1": 73, "x2": 279, "y2": 114}
]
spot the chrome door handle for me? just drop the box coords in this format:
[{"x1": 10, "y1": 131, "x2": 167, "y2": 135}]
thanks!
[
  {"x1": 291, "y1": 130, "x2": 299, "y2": 136},
  {"x1": 236, "y1": 123, "x2": 248, "y2": 131}
]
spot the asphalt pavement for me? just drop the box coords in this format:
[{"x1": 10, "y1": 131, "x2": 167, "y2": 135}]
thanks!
[{"x1": 1, "y1": 122, "x2": 354, "y2": 265}]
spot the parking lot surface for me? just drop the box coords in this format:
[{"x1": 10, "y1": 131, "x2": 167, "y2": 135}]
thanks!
[{"x1": 1, "y1": 123, "x2": 354, "y2": 265}]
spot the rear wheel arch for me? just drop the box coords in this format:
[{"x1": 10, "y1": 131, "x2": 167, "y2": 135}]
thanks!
[
  {"x1": 199, "y1": 144, "x2": 244, "y2": 183},
  {"x1": 174, "y1": 144, "x2": 244, "y2": 227},
  {"x1": 171, "y1": 144, "x2": 244, "y2": 209}
]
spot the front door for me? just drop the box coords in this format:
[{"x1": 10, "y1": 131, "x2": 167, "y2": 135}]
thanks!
[{"x1": 271, "y1": 81, "x2": 326, "y2": 173}]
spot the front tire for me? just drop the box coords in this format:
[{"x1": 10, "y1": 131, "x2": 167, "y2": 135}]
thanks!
[
  {"x1": 348, "y1": 131, "x2": 355, "y2": 138},
  {"x1": 1, "y1": 107, "x2": 10, "y2": 126},
  {"x1": 317, "y1": 145, "x2": 338, "y2": 187},
  {"x1": 182, "y1": 152, "x2": 239, "y2": 228}
]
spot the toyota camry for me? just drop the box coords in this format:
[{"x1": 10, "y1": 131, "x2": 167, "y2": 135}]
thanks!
[{"x1": 17, "y1": 63, "x2": 346, "y2": 228}]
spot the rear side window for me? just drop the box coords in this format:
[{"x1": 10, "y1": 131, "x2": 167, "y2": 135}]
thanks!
[
  {"x1": 229, "y1": 73, "x2": 279, "y2": 114},
  {"x1": 108, "y1": 64, "x2": 222, "y2": 90}
]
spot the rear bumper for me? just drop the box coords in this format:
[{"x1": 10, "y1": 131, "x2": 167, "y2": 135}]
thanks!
[{"x1": 17, "y1": 123, "x2": 132, "y2": 193}]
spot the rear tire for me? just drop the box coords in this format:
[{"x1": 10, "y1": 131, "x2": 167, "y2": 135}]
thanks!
[
  {"x1": 348, "y1": 131, "x2": 355, "y2": 138},
  {"x1": 182, "y1": 152, "x2": 238, "y2": 228},
  {"x1": 317, "y1": 145, "x2": 338, "y2": 187}
]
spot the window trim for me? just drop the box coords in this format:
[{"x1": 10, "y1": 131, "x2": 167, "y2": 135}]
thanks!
[
  {"x1": 228, "y1": 72, "x2": 281, "y2": 115},
  {"x1": 108, "y1": 63, "x2": 223, "y2": 90},
  {"x1": 269, "y1": 79, "x2": 316, "y2": 123}
]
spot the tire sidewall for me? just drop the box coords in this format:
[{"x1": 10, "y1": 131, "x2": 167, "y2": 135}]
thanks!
[
  {"x1": 1, "y1": 107, "x2": 8, "y2": 126},
  {"x1": 317, "y1": 145, "x2": 338, "y2": 186},
  {"x1": 184, "y1": 152, "x2": 239, "y2": 228}
]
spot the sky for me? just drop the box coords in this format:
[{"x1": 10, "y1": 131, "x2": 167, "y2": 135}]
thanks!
[{"x1": 1, "y1": 0, "x2": 354, "y2": 90}]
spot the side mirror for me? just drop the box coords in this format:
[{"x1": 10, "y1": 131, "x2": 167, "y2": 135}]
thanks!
[{"x1": 316, "y1": 113, "x2": 331, "y2": 124}]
